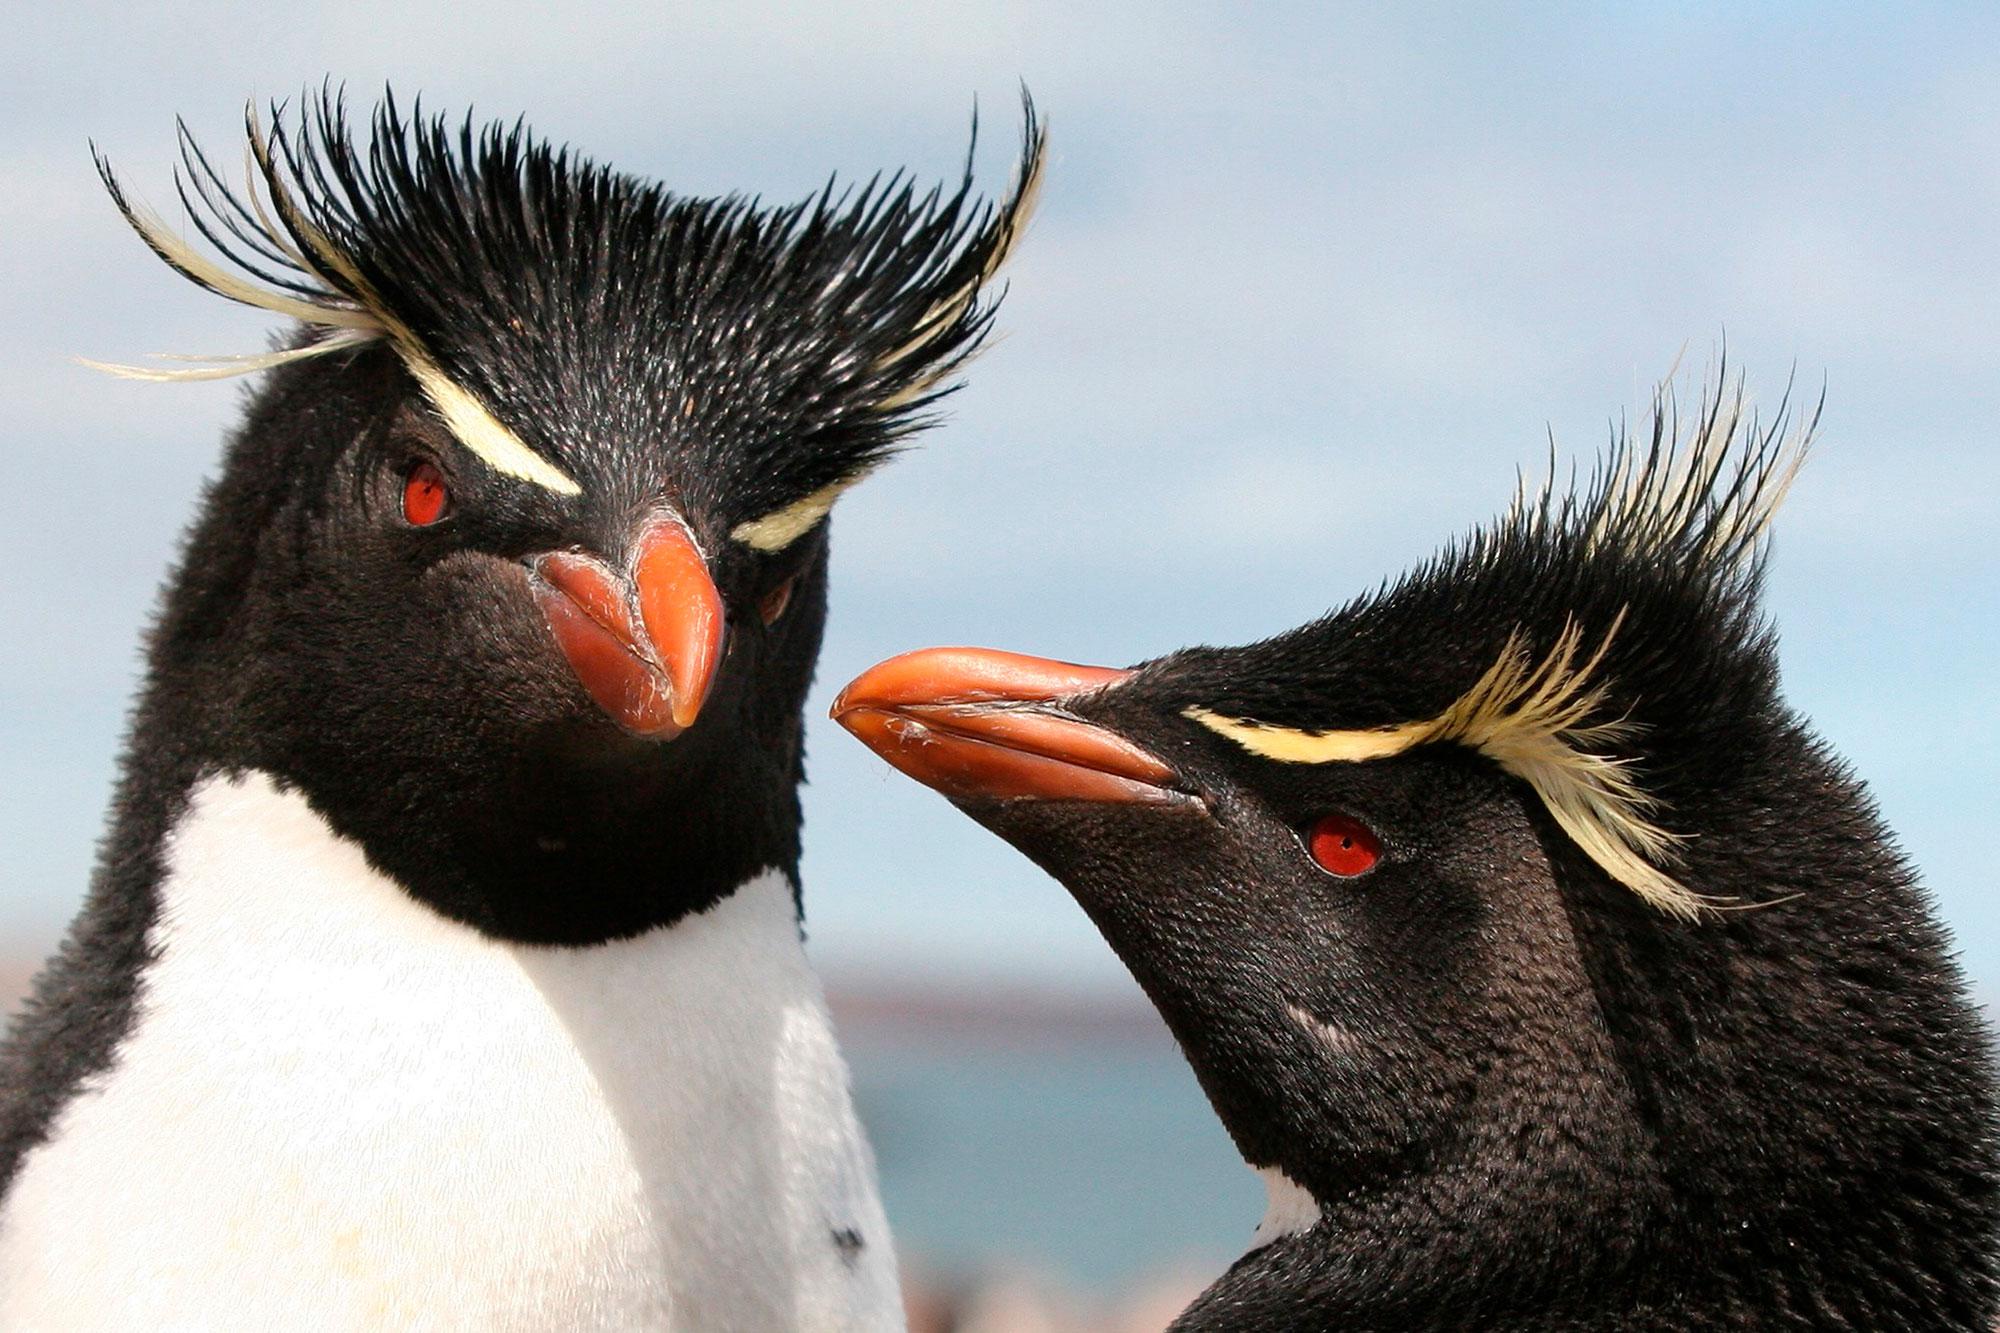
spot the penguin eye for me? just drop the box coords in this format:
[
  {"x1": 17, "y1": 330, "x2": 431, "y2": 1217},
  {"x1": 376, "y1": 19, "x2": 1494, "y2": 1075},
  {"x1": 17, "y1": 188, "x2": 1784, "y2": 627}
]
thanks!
[
  {"x1": 402, "y1": 462, "x2": 451, "y2": 527},
  {"x1": 758, "y1": 574, "x2": 798, "y2": 626},
  {"x1": 1306, "y1": 813, "x2": 1381, "y2": 877}
]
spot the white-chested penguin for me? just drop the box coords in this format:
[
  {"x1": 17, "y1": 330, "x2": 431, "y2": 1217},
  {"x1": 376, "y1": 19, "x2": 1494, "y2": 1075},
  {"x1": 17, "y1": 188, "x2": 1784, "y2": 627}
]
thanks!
[
  {"x1": 835, "y1": 376, "x2": 1999, "y2": 1330},
  {"x1": 0, "y1": 90, "x2": 1043, "y2": 1328}
]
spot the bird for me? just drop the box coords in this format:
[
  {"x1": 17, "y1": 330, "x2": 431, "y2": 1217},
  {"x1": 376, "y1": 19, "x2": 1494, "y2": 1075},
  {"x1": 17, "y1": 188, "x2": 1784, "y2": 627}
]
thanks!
[
  {"x1": 834, "y1": 374, "x2": 2000, "y2": 1331},
  {"x1": 0, "y1": 89, "x2": 1043, "y2": 1329}
]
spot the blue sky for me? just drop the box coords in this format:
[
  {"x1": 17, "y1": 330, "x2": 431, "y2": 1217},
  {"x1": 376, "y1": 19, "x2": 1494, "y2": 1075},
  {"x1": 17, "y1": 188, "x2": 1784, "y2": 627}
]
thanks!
[{"x1": 2, "y1": 4, "x2": 1996, "y2": 995}]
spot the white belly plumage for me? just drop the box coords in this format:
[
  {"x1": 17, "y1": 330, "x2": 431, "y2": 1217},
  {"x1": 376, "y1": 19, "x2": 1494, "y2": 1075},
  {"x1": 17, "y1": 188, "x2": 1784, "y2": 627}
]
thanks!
[{"x1": 0, "y1": 771, "x2": 902, "y2": 1331}]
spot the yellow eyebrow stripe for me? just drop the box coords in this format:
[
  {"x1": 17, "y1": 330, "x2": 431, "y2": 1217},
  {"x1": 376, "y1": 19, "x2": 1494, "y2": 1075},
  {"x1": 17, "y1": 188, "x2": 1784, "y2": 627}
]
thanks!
[
  {"x1": 1179, "y1": 712, "x2": 1429, "y2": 765},
  {"x1": 729, "y1": 473, "x2": 870, "y2": 552},
  {"x1": 1183, "y1": 615, "x2": 1704, "y2": 920},
  {"x1": 404, "y1": 361, "x2": 581, "y2": 496}
]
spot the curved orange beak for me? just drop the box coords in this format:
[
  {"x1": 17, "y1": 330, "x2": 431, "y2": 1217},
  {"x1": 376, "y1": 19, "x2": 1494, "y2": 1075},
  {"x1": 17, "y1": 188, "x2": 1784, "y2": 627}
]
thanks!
[
  {"x1": 832, "y1": 647, "x2": 1189, "y2": 805},
  {"x1": 531, "y1": 520, "x2": 725, "y2": 739}
]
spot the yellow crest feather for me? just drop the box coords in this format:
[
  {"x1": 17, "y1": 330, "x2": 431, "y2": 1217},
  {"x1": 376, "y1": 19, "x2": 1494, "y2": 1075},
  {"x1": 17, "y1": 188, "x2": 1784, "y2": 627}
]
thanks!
[
  {"x1": 87, "y1": 104, "x2": 581, "y2": 497},
  {"x1": 1187, "y1": 613, "x2": 1703, "y2": 920}
]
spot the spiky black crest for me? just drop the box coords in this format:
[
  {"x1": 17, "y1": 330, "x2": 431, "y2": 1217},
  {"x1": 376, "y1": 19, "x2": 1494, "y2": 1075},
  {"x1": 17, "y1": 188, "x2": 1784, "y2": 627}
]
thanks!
[
  {"x1": 1168, "y1": 368, "x2": 1820, "y2": 916},
  {"x1": 93, "y1": 86, "x2": 1046, "y2": 523}
]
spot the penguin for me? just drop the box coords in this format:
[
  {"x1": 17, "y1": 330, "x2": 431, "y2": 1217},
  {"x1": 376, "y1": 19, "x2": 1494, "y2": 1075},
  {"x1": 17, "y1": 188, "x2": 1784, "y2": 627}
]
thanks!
[
  {"x1": 0, "y1": 90, "x2": 1043, "y2": 1329},
  {"x1": 834, "y1": 374, "x2": 2000, "y2": 1330}
]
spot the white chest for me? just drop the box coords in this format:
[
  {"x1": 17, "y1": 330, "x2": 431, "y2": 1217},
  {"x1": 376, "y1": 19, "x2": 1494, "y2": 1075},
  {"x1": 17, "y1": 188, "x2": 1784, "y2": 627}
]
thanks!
[{"x1": 0, "y1": 772, "x2": 901, "y2": 1331}]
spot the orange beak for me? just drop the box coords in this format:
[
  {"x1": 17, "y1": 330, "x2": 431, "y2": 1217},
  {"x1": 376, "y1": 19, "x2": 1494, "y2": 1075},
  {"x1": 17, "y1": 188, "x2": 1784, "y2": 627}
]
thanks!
[
  {"x1": 531, "y1": 520, "x2": 725, "y2": 739},
  {"x1": 832, "y1": 647, "x2": 1188, "y2": 805}
]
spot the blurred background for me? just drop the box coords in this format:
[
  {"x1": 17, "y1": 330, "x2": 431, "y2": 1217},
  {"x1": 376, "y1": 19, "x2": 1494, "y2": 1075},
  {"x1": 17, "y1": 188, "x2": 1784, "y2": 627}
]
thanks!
[{"x1": 3, "y1": 4, "x2": 1997, "y2": 1327}]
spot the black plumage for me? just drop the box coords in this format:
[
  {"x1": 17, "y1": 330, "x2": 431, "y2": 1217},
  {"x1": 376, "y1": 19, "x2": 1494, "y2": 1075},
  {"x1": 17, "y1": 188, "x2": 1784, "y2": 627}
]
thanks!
[
  {"x1": 96, "y1": 88, "x2": 1040, "y2": 526},
  {"x1": 0, "y1": 86, "x2": 1041, "y2": 1231},
  {"x1": 837, "y1": 372, "x2": 1999, "y2": 1330}
]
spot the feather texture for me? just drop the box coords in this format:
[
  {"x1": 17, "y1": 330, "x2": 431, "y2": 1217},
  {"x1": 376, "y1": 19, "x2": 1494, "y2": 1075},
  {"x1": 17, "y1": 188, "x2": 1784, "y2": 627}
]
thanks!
[
  {"x1": 86, "y1": 87, "x2": 1047, "y2": 518},
  {"x1": 1178, "y1": 366, "x2": 1816, "y2": 919}
]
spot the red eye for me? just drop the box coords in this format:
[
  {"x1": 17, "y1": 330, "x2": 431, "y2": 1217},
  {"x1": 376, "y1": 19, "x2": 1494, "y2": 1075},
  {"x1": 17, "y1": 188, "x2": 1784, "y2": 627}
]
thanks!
[
  {"x1": 1307, "y1": 813, "x2": 1381, "y2": 877},
  {"x1": 402, "y1": 462, "x2": 450, "y2": 526}
]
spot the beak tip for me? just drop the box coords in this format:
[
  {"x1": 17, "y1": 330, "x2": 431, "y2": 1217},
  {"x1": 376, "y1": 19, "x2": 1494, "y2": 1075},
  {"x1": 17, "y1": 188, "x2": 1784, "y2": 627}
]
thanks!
[
  {"x1": 828, "y1": 700, "x2": 868, "y2": 741},
  {"x1": 669, "y1": 675, "x2": 715, "y2": 732}
]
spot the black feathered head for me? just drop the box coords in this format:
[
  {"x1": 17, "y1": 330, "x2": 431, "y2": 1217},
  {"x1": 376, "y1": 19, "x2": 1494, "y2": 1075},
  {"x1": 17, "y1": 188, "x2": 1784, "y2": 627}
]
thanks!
[
  {"x1": 94, "y1": 88, "x2": 1045, "y2": 545},
  {"x1": 94, "y1": 89, "x2": 1046, "y2": 945},
  {"x1": 1163, "y1": 373, "x2": 1813, "y2": 919},
  {"x1": 836, "y1": 370, "x2": 1998, "y2": 1327}
]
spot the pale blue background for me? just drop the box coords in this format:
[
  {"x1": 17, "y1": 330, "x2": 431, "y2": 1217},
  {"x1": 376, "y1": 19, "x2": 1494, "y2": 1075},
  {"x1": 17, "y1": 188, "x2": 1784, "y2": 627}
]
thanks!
[
  {"x1": 5, "y1": 3, "x2": 1993, "y2": 989},
  {"x1": 2, "y1": 3, "x2": 1997, "y2": 1290}
]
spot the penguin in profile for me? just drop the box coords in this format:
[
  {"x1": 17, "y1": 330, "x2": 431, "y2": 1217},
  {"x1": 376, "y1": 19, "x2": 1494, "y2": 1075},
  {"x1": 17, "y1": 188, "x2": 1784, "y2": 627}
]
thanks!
[
  {"x1": 836, "y1": 376, "x2": 2000, "y2": 1330},
  {"x1": 0, "y1": 90, "x2": 1042, "y2": 1328}
]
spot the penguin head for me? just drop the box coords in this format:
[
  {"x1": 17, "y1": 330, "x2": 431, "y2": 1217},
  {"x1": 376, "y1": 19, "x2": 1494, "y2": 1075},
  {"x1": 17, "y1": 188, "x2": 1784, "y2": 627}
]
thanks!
[
  {"x1": 103, "y1": 91, "x2": 1044, "y2": 942},
  {"x1": 837, "y1": 377, "x2": 1998, "y2": 1311}
]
